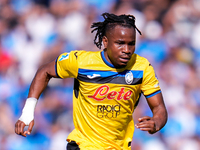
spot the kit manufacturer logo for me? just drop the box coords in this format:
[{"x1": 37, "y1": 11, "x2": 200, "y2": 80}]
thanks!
[{"x1": 87, "y1": 74, "x2": 101, "y2": 79}]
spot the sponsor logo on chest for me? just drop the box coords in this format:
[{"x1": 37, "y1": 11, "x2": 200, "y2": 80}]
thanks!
[
  {"x1": 96, "y1": 104, "x2": 120, "y2": 118},
  {"x1": 88, "y1": 85, "x2": 133, "y2": 101}
]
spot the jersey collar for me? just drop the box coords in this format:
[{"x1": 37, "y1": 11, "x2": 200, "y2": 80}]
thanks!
[{"x1": 101, "y1": 51, "x2": 115, "y2": 68}]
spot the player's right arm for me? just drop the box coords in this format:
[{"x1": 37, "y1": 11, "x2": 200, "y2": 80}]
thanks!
[
  {"x1": 15, "y1": 51, "x2": 80, "y2": 137},
  {"x1": 15, "y1": 59, "x2": 58, "y2": 137}
]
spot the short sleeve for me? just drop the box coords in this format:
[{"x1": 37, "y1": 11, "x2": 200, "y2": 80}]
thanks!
[
  {"x1": 55, "y1": 51, "x2": 79, "y2": 78},
  {"x1": 141, "y1": 62, "x2": 161, "y2": 98}
]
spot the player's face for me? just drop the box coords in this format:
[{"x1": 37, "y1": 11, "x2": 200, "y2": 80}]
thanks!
[{"x1": 103, "y1": 25, "x2": 136, "y2": 68}]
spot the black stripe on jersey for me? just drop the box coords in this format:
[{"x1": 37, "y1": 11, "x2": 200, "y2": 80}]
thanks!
[
  {"x1": 134, "y1": 92, "x2": 141, "y2": 109},
  {"x1": 55, "y1": 57, "x2": 61, "y2": 78},
  {"x1": 77, "y1": 74, "x2": 142, "y2": 85},
  {"x1": 74, "y1": 52, "x2": 78, "y2": 59},
  {"x1": 74, "y1": 78, "x2": 80, "y2": 98}
]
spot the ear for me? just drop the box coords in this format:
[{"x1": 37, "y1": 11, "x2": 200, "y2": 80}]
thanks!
[{"x1": 102, "y1": 36, "x2": 108, "y2": 48}]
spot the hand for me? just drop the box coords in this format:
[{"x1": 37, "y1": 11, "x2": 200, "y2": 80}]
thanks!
[
  {"x1": 15, "y1": 120, "x2": 34, "y2": 137},
  {"x1": 135, "y1": 116, "x2": 158, "y2": 134}
]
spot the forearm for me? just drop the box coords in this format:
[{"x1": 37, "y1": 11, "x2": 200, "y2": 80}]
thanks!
[
  {"x1": 20, "y1": 69, "x2": 50, "y2": 124},
  {"x1": 18, "y1": 61, "x2": 57, "y2": 125},
  {"x1": 146, "y1": 93, "x2": 168, "y2": 133},
  {"x1": 152, "y1": 105, "x2": 168, "y2": 131}
]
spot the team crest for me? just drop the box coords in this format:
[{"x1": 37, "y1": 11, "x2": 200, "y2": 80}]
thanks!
[{"x1": 125, "y1": 71, "x2": 133, "y2": 84}]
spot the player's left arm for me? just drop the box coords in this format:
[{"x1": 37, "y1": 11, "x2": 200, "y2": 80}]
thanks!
[{"x1": 135, "y1": 92, "x2": 168, "y2": 134}]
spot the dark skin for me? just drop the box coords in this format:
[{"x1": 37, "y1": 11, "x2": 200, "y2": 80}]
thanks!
[
  {"x1": 103, "y1": 25, "x2": 136, "y2": 68},
  {"x1": 15, "y1": 25, "x2": 167, "y2": 137},
  {"x1": 135, "y1": 93, "x2": 167, "y2": 134},
  {"x1": 15, "y1": 61, "x2": 58, "y2": 137},
  {"x1": 103, "y1": 25, "x2": 167, "y2": 134}
]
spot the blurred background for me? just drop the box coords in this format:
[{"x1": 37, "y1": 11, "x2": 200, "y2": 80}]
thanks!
[{"x1": 0, "y1": 0, "x2": 200, "y2": 149}]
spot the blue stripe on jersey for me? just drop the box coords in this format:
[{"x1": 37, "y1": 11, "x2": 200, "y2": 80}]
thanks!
[
  {"x1": 101, "y1": 51, "x2": 115, "y2": 68},
  {"x1": 78, "y1": 68, "x2": 143, "y2": 78},
  {"x1": 78, "y1": 68, "x2": 117, "y2": 77},
  {"x1": 78, "y1": 69, "x2": 143, "y2": 85},
  {"x1": 145, "y1": 90, "x2": 161, "y2": 98}
]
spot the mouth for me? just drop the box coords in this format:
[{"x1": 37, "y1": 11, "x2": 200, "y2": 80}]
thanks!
[{"x1": 119, "y1": 56, "x2": 130, "y2": 63}]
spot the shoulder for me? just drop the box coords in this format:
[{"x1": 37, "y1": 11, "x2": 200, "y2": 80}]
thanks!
[
  {"x1": 68, "y1": 50, "x2": 102, "y2": 68},
  {"x1": 134, "y1": 54, "x2": 149, "y2": 64},
  {"x1": 130, "y1": 54, "x2": 151, "y2": 70},
  {"x1": 69, "y1": 50, "x2": 101, "y2": 58}
]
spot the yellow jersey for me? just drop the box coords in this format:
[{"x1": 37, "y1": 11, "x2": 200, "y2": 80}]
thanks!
[{"x1": 55, "y1": 50, "x2": 161, "y2": 150}]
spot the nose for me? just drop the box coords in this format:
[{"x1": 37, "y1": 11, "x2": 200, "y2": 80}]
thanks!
[{"x1": 122, "y1": 45, "x2": 130, "y2": 54}]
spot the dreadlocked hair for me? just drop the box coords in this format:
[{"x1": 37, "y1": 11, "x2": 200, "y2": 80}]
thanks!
[{"x1": 91, "y1": 12, "x2": 142, "y2": 49}]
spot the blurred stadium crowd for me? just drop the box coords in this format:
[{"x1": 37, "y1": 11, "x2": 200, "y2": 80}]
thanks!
[{"x1": 0, "y1": 0, "x2": 200, "y2": 150}]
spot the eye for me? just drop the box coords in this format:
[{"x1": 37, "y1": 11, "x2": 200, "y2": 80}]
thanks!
[
  {"x1": 117, "y1": 41, "x2": 125, "y2": 45},
  {"x1": 128, "y1": 42, "x2": 135, "y2": 46}
]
